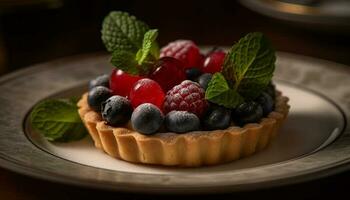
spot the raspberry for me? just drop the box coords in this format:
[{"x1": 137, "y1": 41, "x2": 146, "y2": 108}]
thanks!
[
  {"x1": 163, "y1": 80, "x2": 208, "y2": 117},
  {"x1": 129, "y1": 78, "x2": 165, "y2": 109},
  {"x1": 160, "y1": 40, "x2": 201, "y2": 69},
  {"x1": 150, "y1": 57, "x2": 186, "y2": 92}
]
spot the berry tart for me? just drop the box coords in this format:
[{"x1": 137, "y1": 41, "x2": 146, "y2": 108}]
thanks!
[{"x1": 77, "y1": 11, "x2": 290, "y2": 167}]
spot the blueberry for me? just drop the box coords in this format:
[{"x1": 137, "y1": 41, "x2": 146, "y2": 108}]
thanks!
[
  {"x1": 233, "y1": 101, "x2": 263, "y2": 126},
  {"x1": 255, "y1": 92, "x2": 274, "y2": 116},
  {"x1": 131, "y1": 103, "x2": 164, "y2": 135},
  {"x1": 265, "y1": 81, "x2": 276, "y2": 100},
  {"x1": 88, "y1": 86, "x2": 112, "y2": 112},
  {"x1": 197, "y1": 73, "x2": 212, "y2": 90},
  {"x1": 165, "y1": 111, "x2": 200, "y2": 133},
  {"x1": 89, "y1": 74, "x2": 110, "y2": 90},
  {"x1": 102, "y1": 95, "x2": 132, "y2": 126},
  {"x1": 203, "y1": 105, "x2": 231, "y2": 130},
  {"x1": 185, "y1": 68, "x2": 202, "y2": 81}
]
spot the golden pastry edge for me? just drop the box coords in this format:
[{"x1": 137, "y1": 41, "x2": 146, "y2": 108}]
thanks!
[{"x1": 77, "y1": 92, "x2": 290, "y2": 167}]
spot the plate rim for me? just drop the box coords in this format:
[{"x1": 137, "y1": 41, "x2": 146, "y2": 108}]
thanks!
[
  {"x1": 22, "y1": 80, "x2": 347, "y2": 175},
  {"x1": 0, "y1": 51, "x2": 349, "y2": 194}
]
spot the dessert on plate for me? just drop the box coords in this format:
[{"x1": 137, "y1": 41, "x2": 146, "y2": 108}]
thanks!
[{"x1": 77, "y1": 11, "x2": 290, "y2": 167}]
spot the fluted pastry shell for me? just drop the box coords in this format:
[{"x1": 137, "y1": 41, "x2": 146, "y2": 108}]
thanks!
[{"x1": 77, "y1": 92, "x2": 289, "y2": 167}]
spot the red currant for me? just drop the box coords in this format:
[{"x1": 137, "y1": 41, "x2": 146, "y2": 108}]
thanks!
[
  {"x1": 150, "y1": 57, "x2": 186, "y2": 92},
  {"x1": 202, "y1": 51, "x2": 226, "y2": 74},
  {"x1": 129, "y1": 78, "x2": 165, "y2": 109},
  {"x1": 160, "y1": 40, "x2": 201, "y2": 69},
  {"x1": 109, "y1": 69, "x2": 144, "y2": 98},
  {"x1": 197, "y1": 53, "x2": 205, "y2": 69}
]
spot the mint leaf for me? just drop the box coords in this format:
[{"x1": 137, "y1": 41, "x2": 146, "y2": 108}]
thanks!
[
  {"x1": 205, "y1": 73, "x2": 244, "y2": 109},
  {"x1": 68, "y1": 96, "x2": 81, "y2": 105},
  {"x1": 101, "y1": 11, "x2": 149, "y2": 52},
  {"x1": 111, "y1": 29, "x2": 159, "y2": 75},
  {"x1": 222, "y1": 32, "x2": 276, "y2": 99},
  {"x1": 30, "y1": 99, "x2": 87, "y2": 142},
  {"x1": 136, "y1": 29, "x2": 159, "y2": 64},
  {"x1": 111, "y1": 49, "x2": 139, "y2": 75},
  {"x1": 102, "y1": 12, "x2": 160, "y2": 76},
  {"x1": 149, "y1": 40, "x2": 160, "y2": 60}
]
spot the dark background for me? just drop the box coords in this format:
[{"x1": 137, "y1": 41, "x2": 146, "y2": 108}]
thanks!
[
  {"x1": 0, "y1": 0, "x2": 349, "y2": 199},
  {"x1": 0, "y1": 0, "x2": 349, "y2": 74}
]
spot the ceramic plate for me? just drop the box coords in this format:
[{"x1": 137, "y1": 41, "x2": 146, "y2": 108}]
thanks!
[{"x1": 0, "y1": 52, "x2": 349, "y2": 194}]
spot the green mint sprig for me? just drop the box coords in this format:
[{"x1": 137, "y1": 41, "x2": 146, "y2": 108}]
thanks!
[
  {"x1": 205, "y1": 32, "x2": 276, "y2": 108},
  {"x1": 101, "y1": 11, "x2": 149, "y2": 52},
  {"x1": 110, "y1": 29, "x2": 159, "y2": 75},
  {"x1": 30, "y1": 99, "x2": 87, "y2": 142},
  {"x1": 102, "y1": 11, "x2": 160, "y2": 75},
  {"x1": 136, "y1": 29, "x2": 159, "y2": 64},
  {"x1": 205, "y1": 73, "x2": 244, "y2": 108}
]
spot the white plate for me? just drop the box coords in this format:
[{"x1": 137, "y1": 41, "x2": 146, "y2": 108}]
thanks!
[
  {"x1": 0, "y1": 52, "x2": 349, "y2": 193},
  {"x1": 26, "y1": 83, "x2": 344, "y2": 174}
]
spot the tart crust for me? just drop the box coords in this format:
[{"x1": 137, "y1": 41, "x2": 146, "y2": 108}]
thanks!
[{"x1": 78, "y1": 92, "x2": 290, "y2": 167}]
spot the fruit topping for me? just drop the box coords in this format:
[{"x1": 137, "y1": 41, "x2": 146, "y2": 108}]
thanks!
[
  {"x1": 202, "y1": 51, "x2": 226, "y2": 73},
  {"x1": 197, "y1": 53, "x2": 205, "y2": 68},
  {"x1": 129, "y1": 78, "x2": 165, "y2": 109},
  {"x1": 150, "y1": 57, "x2": 186, "y2": 92},
  {"x1": 89, "y1": 74, "x2": 110, "y2": 89},
  {"x1": 205, "y1": 33, "x2": 275, "y2": 108},
  {"x1": 165, "y1": 111, "x2": 200, "y2": 133},
  {"x1": 88, "y1": 86, "x2": 112, "y2": 112},
  {"x1": 163, "y1": 80, "x2": 208, "y2": 117},
  {"x1": 160, "y1": 40, "x2": 201, "y2": 69},
  {"x1": 185, "y1": 67, "x2": 202, "y2": 81},
  {"x1": 203, "y1": 105, "x2": 231, "y2": 130},
  {"x1": 197, "y1": 73, "x2": 212, "y2": 90},
  {"x1": 102, "y1": 95, "x2": 133, "y2": 126},
  {"x1": 131, "y1": 103, "x2": 164, "y2": 134},
  {"x1": 265, "y1": 81, "x2": 276, "y2": 100},
  {"x1": 110, "y1": 69, "x2": 144, "y2": 98},
  {"x1": 233, "y1": 101, "x2": 263, "y2": 126},
  {"x1": 255, "y1": 92, "x2": 274, "y2": 116}
]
